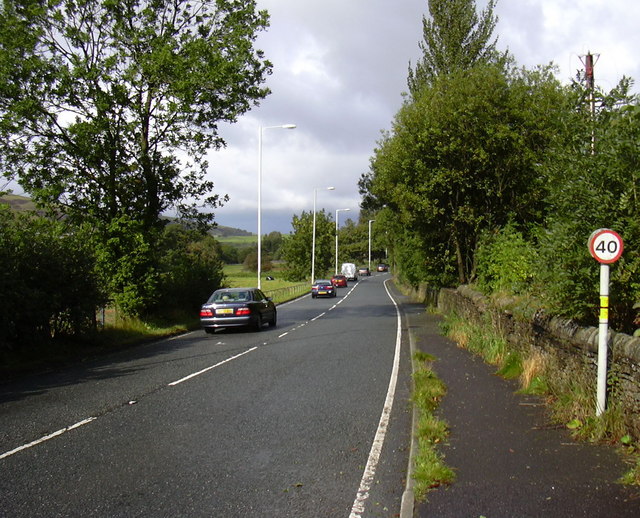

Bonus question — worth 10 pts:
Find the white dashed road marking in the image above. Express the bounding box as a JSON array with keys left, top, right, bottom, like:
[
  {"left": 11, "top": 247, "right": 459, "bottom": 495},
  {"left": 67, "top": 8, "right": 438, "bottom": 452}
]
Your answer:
[
  {"left": 2, "top": 280, "right": 368, "bottom": 461},
  {"left": 168, "top": 347, "right": 258, "bottom": 386},
  {"left": 0, "top": 417, "right": 97, "bottom": 461}
]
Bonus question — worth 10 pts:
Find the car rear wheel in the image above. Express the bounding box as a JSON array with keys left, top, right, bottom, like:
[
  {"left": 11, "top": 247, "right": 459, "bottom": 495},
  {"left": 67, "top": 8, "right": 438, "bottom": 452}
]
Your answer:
[{"left": 253, "top": 314, "right": 263, "bottom": 331}]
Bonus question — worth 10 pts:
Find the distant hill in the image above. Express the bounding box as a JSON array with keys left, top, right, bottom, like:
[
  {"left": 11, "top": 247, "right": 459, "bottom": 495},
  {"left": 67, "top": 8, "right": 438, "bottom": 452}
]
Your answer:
[
  {"left": 0, "top": 193, "right": 38, "bottom": 212},
  {"left": 1, "top": 194, "right": 254, "bottom": 237},
  {"left": 211, "top": 225, "right": 254, "bottom": 238}
]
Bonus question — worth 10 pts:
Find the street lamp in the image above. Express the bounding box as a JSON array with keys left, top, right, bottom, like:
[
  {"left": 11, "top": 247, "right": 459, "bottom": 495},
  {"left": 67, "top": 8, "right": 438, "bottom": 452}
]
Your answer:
[
  {"left": 257, "top": 123, "right": 296, "bottom": 289},
  {"left": 311, "top": 186, "right": 335, "bottom": 283},
  {"left": 368, "top": 219, "right": 376, "bottom": 270},
  {"left": 335, "top": 208, "right": 350, "bottom": 274}
]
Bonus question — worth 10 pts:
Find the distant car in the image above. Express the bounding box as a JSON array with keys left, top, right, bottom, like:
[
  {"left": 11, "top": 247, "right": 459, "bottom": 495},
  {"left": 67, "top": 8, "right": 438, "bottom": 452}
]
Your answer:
[
  {"left": 311, "top": 280, "right": 337, "bottom": 298},
  {"left": 358, "top": 266, "right": 370, "bottom": 276},
  {"left": 331, "top": 274, "right": 348, "bottom": 288},
  {"left": 377, "top": 263, "right": 389, "bottom": 272},
  {"left": 200, "top": 287, "right": 277, "bottom": 333}
]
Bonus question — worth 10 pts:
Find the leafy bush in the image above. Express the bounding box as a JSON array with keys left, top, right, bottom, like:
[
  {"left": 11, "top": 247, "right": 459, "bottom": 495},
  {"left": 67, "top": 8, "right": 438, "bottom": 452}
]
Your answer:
[
  {"left": 475, "top": 223, "right": 537, "bottom": 295},
  {"left": 0, "top": 207, "right": 106, "bottom": 346},
  {"left": 94, "top": 215, "right": 160, "bottom": 317},
  {"left": 153, "top": 225, "right": 225, "bottom": 316}
]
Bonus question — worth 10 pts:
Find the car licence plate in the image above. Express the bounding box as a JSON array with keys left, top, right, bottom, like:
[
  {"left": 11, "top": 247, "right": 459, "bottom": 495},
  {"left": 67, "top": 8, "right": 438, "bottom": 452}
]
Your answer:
[
  {"left": 216, "top": 308, "right": 234, "bottom": 315},
  {"left": 318, "top": 291, "right": 327, "bottom": 295}
]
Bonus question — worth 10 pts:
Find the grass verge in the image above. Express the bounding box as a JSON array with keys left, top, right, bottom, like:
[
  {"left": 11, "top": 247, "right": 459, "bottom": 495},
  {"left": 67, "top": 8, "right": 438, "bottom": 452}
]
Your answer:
[
  {"left": 1, "top": 269, "right": 308, "bottom": 382},
  {"left": 1, "top": 314, "right": 198, "bottom": 382},
  {"left": 411, "top": 349, "right": 456, "bottom": 500}
]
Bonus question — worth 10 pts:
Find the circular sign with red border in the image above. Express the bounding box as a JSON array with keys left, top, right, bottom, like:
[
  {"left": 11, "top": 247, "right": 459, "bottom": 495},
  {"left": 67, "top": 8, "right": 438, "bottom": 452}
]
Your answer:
[{"left": 588, "top": 229, "right": 624, "bottom": 264}]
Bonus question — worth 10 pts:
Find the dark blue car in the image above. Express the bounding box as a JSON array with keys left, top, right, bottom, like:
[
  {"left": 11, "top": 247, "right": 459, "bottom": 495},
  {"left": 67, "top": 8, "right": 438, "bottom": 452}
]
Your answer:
[
  {"left": 200, "top": 287, "right": 277, "bottom": 333},
  {"left": 311, "top": 280, "right": 336, "bottom": 298}
]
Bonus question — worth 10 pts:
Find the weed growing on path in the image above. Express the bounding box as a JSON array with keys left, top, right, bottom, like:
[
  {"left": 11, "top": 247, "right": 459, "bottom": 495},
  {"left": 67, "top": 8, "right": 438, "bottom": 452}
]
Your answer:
[{"left": 411, "top": 350, "right": 455, "bottom": 501}]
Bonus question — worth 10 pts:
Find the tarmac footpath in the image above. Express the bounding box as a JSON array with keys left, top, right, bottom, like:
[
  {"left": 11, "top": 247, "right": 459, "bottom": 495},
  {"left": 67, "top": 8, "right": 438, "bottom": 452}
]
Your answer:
[{"left": 395, "top": 291, "right": 640, "bottom": 518}]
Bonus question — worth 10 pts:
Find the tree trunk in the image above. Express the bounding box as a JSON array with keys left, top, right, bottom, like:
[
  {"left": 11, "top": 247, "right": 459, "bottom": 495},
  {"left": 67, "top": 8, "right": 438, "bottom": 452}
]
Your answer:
[{"left": 453, "top": 230, "right": 466, "bottom": 284}]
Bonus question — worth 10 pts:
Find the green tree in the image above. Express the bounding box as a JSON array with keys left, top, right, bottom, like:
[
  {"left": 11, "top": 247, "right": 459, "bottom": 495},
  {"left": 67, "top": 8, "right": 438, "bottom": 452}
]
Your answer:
[
  {"left": 155, "top": 225, "right": 224, "bottom": 315},
  {"left": 408, "top": 0, "right": 501, "bottom": 94},
  {"left": 533, "top": 79, "right": 640, "bottom": 331},
  {"left": 0, "top": 0, "right": 271, "bottom": 230},
  {"left": 365, "top": 63, "right": 569, "bottom": 285},
  {"left": 281, "top": 210, "right": 333, "bottom": 282},
  {"left": 219, "top": 243, "right": 240, "bottom": 264},
  {"left": 94, "top": 215, "right": 161, "bottom": 316},
  {"left": 0, "top": 0, "right": 272, "bottom": 315},
  {"left": 336, "top": 217, "right": 388, "bottom": 268},
  {"left": 336, "top": 219, "right": 368, "bottom": 265},
  {"left": 262, "top": 231, "right": 284, "bottom": 259},
  {"left": 243, "top": 247, "right": 272, "bottom": 273}
]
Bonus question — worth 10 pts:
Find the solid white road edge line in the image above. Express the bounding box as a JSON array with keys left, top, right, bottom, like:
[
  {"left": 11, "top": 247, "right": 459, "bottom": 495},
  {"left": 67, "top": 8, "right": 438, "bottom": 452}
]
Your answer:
[
  {"left": 0, "top": 417, "right": 97, "bottom": 461},
  {"left": 168, "top": 331, "right": 194, "bottom": 340},
  {"left": 349, "top": 278, "right": 402, "bottom": 518},
  {"left": 168, "top": 347, "right": 258, "bottom": 386}
]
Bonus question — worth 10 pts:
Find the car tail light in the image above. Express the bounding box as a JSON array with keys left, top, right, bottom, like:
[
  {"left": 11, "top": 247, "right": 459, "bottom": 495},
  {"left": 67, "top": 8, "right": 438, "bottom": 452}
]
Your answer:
[
  {"left": 236, "top": 307, "right": 251, "bottom": 316},
  {"left": 200, "top": 309, "right": 213, "bottom": 317}
]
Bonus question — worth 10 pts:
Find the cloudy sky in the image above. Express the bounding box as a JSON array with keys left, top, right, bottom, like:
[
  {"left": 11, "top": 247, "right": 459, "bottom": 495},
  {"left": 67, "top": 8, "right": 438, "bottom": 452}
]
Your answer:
[{"left": 207, "top": 0, "right": 640, "bottom": 234}]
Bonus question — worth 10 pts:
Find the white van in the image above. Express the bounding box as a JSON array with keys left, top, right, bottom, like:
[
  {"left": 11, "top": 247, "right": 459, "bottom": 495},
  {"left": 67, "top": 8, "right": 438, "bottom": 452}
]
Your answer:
[{"left": 341, "top": 263, "right": 358, "bottom": 281}]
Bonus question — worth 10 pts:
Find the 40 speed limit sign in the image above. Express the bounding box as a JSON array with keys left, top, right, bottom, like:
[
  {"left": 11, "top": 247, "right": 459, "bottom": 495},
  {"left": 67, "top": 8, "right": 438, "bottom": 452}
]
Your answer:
[
  {"left": 588, "top": 228, "right": 624, "bottom": 264},
  {"left": 588, "top": 228, "right": 624, "bottom": 416}
]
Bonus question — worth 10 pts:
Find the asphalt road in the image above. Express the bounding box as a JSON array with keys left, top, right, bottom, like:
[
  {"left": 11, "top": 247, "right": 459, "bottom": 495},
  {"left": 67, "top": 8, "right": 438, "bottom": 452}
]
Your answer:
[{"left": 0, "top": 273, "right": 412, "bottom": 517}]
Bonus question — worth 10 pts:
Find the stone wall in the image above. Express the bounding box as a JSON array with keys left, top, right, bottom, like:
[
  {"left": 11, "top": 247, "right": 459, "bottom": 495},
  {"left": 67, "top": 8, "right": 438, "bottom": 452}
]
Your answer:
[{"left": 431, "top": 284, "right": 640, "bottom": 437}]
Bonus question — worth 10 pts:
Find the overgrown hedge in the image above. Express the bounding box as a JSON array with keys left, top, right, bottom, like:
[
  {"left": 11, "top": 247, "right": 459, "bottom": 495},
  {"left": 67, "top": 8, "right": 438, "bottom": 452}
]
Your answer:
[
  {"left": 0, "top": 207, "right": 224, "bottom": 351},
  {"left": 0, "top": 207, "right": 104, "bottom": 346}
]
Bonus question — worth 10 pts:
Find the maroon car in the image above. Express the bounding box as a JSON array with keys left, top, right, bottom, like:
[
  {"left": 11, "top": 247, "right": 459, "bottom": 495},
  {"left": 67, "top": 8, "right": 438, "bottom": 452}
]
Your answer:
[{"left": 331, "top": 274, "right": 348, "bottom": 288}]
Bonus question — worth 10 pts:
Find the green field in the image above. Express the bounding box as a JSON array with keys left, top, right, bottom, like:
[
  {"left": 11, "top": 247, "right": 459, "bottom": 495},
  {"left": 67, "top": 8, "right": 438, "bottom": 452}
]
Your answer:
[
  {"left": 216, "top": 235, "right": 257, "bottom": 246},
  {"left": 222, "top": 263, "right": 308, "bottom": 304}
]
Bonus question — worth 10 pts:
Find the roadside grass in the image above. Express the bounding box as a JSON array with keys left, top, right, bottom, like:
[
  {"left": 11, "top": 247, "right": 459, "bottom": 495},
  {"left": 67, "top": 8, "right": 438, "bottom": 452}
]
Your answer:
[
  {"left": 1, "top": 264, "right": 306, "bottom": 381},
  {"left": 94, "top": 312, "right": 196, "bottom": 347},
  {"left": 0, "top": 312, "right": 198, "bottom": 381},
  {"left": 440, "top": 310, "right": 640, "bottom": 486},
  {"left": 411, "top": 349, "right": 456, "bottom": 500}
]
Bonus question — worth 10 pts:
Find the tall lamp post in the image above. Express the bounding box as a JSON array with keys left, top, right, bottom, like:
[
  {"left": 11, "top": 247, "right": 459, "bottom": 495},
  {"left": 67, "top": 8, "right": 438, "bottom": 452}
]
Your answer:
[
  {"left": 311, "top": 186, "right": 335, "bottom": 283},
  {"left": 334, "top": 208, "right": 350, "bottom": 274},
  {"left": 257, "top": 123, "right": 296, "bottom": 289},
  {"left": 368, "top": 219, "right": 376, "bottom": 270}
]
